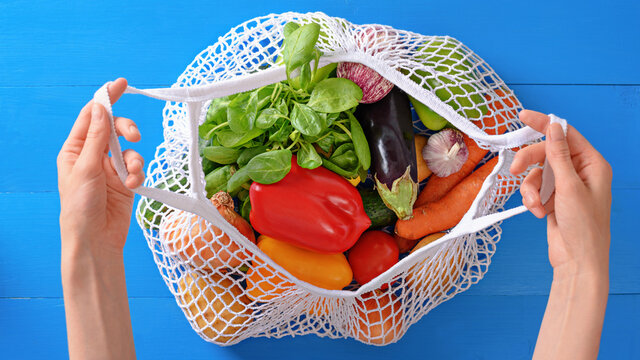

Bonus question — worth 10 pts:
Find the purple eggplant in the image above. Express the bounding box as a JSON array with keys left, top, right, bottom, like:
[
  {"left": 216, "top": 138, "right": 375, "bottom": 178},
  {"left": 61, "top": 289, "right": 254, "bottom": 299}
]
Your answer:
[{"left": 354, "top": 86, "right": 418, "bottom": 220}]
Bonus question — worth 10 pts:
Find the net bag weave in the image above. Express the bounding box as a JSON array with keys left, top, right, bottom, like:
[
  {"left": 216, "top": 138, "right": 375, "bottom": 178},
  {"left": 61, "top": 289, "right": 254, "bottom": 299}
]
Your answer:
[{"left": 93, "top": 11, "right": 566, "bottom": 346}]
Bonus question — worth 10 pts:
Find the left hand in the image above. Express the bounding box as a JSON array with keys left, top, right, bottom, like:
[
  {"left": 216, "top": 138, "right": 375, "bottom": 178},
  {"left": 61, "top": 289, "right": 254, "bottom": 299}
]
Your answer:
[{"left": 57, "top": 78, "right": 145, "bottom": 257}]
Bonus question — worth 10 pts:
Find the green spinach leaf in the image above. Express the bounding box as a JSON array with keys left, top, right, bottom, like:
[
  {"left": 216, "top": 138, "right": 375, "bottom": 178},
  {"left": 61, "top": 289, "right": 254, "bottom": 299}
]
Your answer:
[
  {"left": 237, "top": 145, "right": 269, "bottom": 167},
  {"left": 199, "top": 96, "right": 233, "bottom": 139},
  {"left": 307, "top": 78, "right": 363, "bottom": 113},
  {"left": 290, "top": 102, "right": 325, "bottom": 136},
  {"left": 256, "top": 108, "right": 286, "bottom": 129},
  {"left": 332, "top": 131, "right": 351, "bottom": 146},
  {"left": 226, "top": 166, "right": 251, "bottom": 193},
  {"left": 240, "top": 196, "right": 252, "bottom": 222},
  {"left": 227, "top": 91, "right": 258, "bottom": 133},
  {"left": 205, "top": 165, "right": 232, "bottom": 197},
  {"left": 330, "top": 143, "right": 358, "bottom": 170},
  {"left": 299, "top": 62, "right": 311, "bottom": 91},
  {"left": 315, "top": 132, "right": 334, "bottom": 153},
  {"left": 268, "top": 120, "right": 293, "bottom": 143},
  {"left": 246, "top": 149, "right": 292, "bottom": 184},
  {"left": 283, "top": 22, "right": 300, "bottom": 39},
  {"left": 348, "top": 113, "right": 371, "bottom": 170},
  {"left": 202, "top": 146, "right": 242, "bottom": 165},
  {"left": 217, "top": 127, "right": 264, "bottom": 148},
  {"left": 321, "top": 158, "right": 356, "bottom": 178},
  {"left": 282, "top": 23, "right": 320, "bottom": 75},
  {"left": 297, "top": 142, "right": 322, "bottom": 169},
  {"left": 275, "top": 98, "right": 289, "bottom": 117},
  {"left": 256, "top": 84, "right": 276, "bottom": 110}
]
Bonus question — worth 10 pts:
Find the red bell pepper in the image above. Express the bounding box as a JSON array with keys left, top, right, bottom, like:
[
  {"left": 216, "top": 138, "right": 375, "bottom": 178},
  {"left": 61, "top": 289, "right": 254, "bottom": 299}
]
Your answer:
[{"left": 249, "top": 157, "right": 371, "bottom": 253}]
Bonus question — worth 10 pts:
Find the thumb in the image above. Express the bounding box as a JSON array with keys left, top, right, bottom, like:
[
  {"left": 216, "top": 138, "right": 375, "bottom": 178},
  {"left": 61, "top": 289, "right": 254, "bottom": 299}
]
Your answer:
[
  {"left": 76, "top": 103, "right": 110, "bottom": 174},
  {"left": 545, "top": 122, "right": 579, "bottom": 185}
]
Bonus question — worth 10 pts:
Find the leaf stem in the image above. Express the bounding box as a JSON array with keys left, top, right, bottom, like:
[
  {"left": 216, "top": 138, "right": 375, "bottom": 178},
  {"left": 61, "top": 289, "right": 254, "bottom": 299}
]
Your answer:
[
  {"left": 335, "top": 122, "right": 352, "bottom": 138},
  {"left": 205, "top": 121, "right": 229, "bottom": 139},
  {"left": 285, "top": 140, "right": 299, "bottom": 151},
  {"left": 270, "top": 83, "right": 280, "bottom": 103},
  {"left": 314, "top": 131, "right": 332, "bottom": 143}
]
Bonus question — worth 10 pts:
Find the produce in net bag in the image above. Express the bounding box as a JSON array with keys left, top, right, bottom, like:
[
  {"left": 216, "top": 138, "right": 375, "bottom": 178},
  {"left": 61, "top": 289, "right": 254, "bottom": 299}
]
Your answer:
[{"left": 92, "top": 12, "right": 567, "bottom": 346}]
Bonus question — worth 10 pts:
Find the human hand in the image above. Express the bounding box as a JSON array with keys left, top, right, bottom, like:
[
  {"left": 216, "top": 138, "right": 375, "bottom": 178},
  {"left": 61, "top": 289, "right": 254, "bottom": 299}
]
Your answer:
[
  {"left": 510, "top": 110, "right": 612, "bottom": 278},
  {"left": 57, "top": 78, "right": 145, "bottom": 258}
]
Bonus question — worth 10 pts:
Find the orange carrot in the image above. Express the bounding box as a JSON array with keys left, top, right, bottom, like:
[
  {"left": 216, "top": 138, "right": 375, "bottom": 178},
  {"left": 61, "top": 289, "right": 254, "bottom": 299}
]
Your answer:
[
  {"left": 395, "top": 156, "right": 500, "bottom": 240},
  {"left": 414, "top": 134, "right": 432, "bottom": 182},
  {"left": 416, "top": 132, "right": 488, "bottom": 205},
  {"left": 415, "top": 90, "right": 516, "bottom": 205}
]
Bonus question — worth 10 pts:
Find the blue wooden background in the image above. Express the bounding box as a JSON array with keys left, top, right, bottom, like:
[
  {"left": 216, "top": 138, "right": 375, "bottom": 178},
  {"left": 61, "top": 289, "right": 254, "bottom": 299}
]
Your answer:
[{"left": 1, "top": 0, "right": 638, "bottom": 358}]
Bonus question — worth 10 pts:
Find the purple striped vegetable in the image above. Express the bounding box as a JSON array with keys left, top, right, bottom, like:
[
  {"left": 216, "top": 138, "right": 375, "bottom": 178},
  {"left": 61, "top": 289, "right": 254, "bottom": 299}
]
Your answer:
[{"left": 337, "top": 62, "right": 394, "bottom": 104}]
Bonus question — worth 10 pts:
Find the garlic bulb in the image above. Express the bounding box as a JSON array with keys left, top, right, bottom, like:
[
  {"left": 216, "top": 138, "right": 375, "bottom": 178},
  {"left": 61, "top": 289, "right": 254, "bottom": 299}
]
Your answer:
[{"left": 423, "top": 129, "right": 469, "bottom": 177}]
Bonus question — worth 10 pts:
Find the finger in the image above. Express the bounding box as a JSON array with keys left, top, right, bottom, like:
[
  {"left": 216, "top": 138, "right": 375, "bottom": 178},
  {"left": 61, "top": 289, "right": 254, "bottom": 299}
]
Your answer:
[
  {"left": 114, "top": 116, "right": 141, "bottom": 142},
  {"left": 519, "top": 110, "right": 551, "bottom": 134},
  {"left": 545, "top": 122, "right": 581, "bottom": 188},
  {"left": 520, "top": 167, "right": 546, "bottom": 218},
  {"left": 103, "top": 156, "right": 131, "bottom": 196},
  {"left": 60, "top": 77, "right": 128, "bottom": 158},
  {"left": 76, "top": 103, "right": 111, "bottom": 175},
  {"left": 64, "top": 102, "right": 93, "bottom": 146},
  {"left": 123, "top": 149, "right": 145, "bottom": 189},
  {"left": 108, "top": 78, "right": 128, "bottom": 104},
  {"left": 59, "top": 102, "right": 94, "bottom": 170},
  {"left": 510, "top": 142, "right": 545, "bottom": 175},
  {"left": 520, "top": 110, "right": 598, "bottom": 158}
]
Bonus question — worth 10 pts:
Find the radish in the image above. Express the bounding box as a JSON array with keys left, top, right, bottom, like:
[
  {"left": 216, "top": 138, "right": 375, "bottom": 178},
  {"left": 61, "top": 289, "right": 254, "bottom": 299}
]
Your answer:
[{"left": 337, "top": 62, "right": 394, "bottom": 104}]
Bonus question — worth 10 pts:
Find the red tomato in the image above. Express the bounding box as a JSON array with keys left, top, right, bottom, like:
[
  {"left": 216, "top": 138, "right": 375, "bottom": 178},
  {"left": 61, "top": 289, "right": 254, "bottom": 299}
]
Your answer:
[{"left": 348, "top": 231, "right": 399, "bottom": 286}]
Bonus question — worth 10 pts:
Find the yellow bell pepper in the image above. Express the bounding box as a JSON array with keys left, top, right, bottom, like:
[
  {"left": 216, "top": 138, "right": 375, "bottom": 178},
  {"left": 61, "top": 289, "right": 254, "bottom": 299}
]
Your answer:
[{"left": 347, "top": 175, "right": 361, "bottom": 186}]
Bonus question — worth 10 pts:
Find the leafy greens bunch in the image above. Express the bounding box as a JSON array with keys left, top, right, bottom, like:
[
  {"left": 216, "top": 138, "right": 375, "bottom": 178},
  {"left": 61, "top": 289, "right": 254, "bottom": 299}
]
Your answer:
[{"left": 198, "top": 21, "right": 371, "bottom": 219}]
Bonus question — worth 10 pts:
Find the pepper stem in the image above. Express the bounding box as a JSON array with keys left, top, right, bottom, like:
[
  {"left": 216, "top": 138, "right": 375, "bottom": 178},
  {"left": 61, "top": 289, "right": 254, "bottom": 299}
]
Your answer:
[{"left": 374, "top": 166, "right": 418, "bottom": 220}]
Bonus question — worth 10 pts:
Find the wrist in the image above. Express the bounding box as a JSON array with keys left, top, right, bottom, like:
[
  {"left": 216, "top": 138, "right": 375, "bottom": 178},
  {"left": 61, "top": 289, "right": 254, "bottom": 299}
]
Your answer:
[
  {"left": 553, "top": 256, "right": 609, "bottom": 282},
  {"left": 61, "top": 237, "right": 124, "bottom": 287},
  {"left": 552, "top": 260, "right": 609, "bottom": 296}
]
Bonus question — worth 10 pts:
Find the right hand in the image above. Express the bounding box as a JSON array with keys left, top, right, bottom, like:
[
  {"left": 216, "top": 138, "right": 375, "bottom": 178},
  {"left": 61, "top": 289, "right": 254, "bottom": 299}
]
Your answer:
[{"left": 510, "top": 110, "right": 612, "bottom": 278}]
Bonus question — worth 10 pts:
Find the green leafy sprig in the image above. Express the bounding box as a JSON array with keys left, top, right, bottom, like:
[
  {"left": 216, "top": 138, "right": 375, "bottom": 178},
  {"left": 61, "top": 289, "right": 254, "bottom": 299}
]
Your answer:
[{"left": 198, "top": 21, "right": 371, "bottom": 219}]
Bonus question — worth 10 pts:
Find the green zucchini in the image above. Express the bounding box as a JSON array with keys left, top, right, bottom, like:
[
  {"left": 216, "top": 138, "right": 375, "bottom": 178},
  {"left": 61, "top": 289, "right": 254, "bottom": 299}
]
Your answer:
[{"left": 359, "top": 188, "right": 398, "bottom": 229}]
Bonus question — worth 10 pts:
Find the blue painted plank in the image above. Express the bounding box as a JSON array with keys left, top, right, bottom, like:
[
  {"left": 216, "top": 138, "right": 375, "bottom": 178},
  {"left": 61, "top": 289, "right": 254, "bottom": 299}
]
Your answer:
[
  {"left": 1, "top": 189, "right": 636, "bottom": 298},
  {"left": 1, "top": 295, "right": 637, "bottom": 359},
  {"left": 1, "top": 85, "right": 637, "bottom": 193},
  {"left": 510, "top": 84, "right": 640, "bottom": 189},
  {"left": 0, "top": 192, "right": 172, "bottom": 298},
  {"left": 0, "top": 86, "right": 166, "bottom": 192},
  {"left": 0, "top": 1, "right": 639, "bottom": 86}
]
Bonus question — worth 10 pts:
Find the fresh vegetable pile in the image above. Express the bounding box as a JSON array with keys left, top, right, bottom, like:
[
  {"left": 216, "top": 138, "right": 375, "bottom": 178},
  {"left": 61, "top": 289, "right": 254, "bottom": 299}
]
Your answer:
[{"left": 137, "top": 15, "right": 523, "bottom": 346}]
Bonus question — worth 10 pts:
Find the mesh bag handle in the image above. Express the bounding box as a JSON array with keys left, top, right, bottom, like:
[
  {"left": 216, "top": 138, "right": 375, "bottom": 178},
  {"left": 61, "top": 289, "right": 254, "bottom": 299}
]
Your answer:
[
  {"left": 449, "top": 114, "right": 567, "bottom": 238},
  {"left": 93, "top": 83, "right": 256, "bottom": 249},
  {"left": 93, "top": 80, "right": 566, "bottom": 259}
]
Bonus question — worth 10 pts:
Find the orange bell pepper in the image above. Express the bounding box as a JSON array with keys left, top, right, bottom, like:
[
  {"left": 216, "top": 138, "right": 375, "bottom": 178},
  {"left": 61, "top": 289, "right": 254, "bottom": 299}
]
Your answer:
[{"left": 246, "top": 235, "right": 353, "bottom": 301}]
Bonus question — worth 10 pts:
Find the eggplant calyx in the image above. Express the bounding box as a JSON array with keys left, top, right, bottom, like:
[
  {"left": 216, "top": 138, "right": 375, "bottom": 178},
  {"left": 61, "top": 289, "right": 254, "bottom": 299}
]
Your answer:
[{"left": 374, "top": 166, "right": 418, "bottom": 220}]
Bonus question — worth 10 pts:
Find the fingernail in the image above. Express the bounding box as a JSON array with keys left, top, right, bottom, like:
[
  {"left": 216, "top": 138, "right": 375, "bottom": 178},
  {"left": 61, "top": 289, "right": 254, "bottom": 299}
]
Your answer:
[
  {"left": 549, "top": 123, "right": 564, "bottom": 141},
  {"left": 129, "top": 125, "right": 140, "bottom": 136},
  {"left": 91, "top": 103, "right": 103, "bottom": 123},
  {"left": 92, "top": 103, "right": 100, "bottom": 117},
  {"left": 132, "top": 158, "right": 142, "bottom": 169}
]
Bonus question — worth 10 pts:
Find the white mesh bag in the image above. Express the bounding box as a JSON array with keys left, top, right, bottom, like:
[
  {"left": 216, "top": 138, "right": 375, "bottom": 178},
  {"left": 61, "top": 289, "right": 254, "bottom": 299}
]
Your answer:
[{"left": 93, "top": 11, "right": 566, "bottom": 346}]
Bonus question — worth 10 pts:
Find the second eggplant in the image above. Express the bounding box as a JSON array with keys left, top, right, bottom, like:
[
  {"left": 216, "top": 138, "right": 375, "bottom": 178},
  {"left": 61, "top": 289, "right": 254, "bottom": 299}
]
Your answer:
[{"left": 354, "top": 86, "right": 418, "bottom": 220}]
